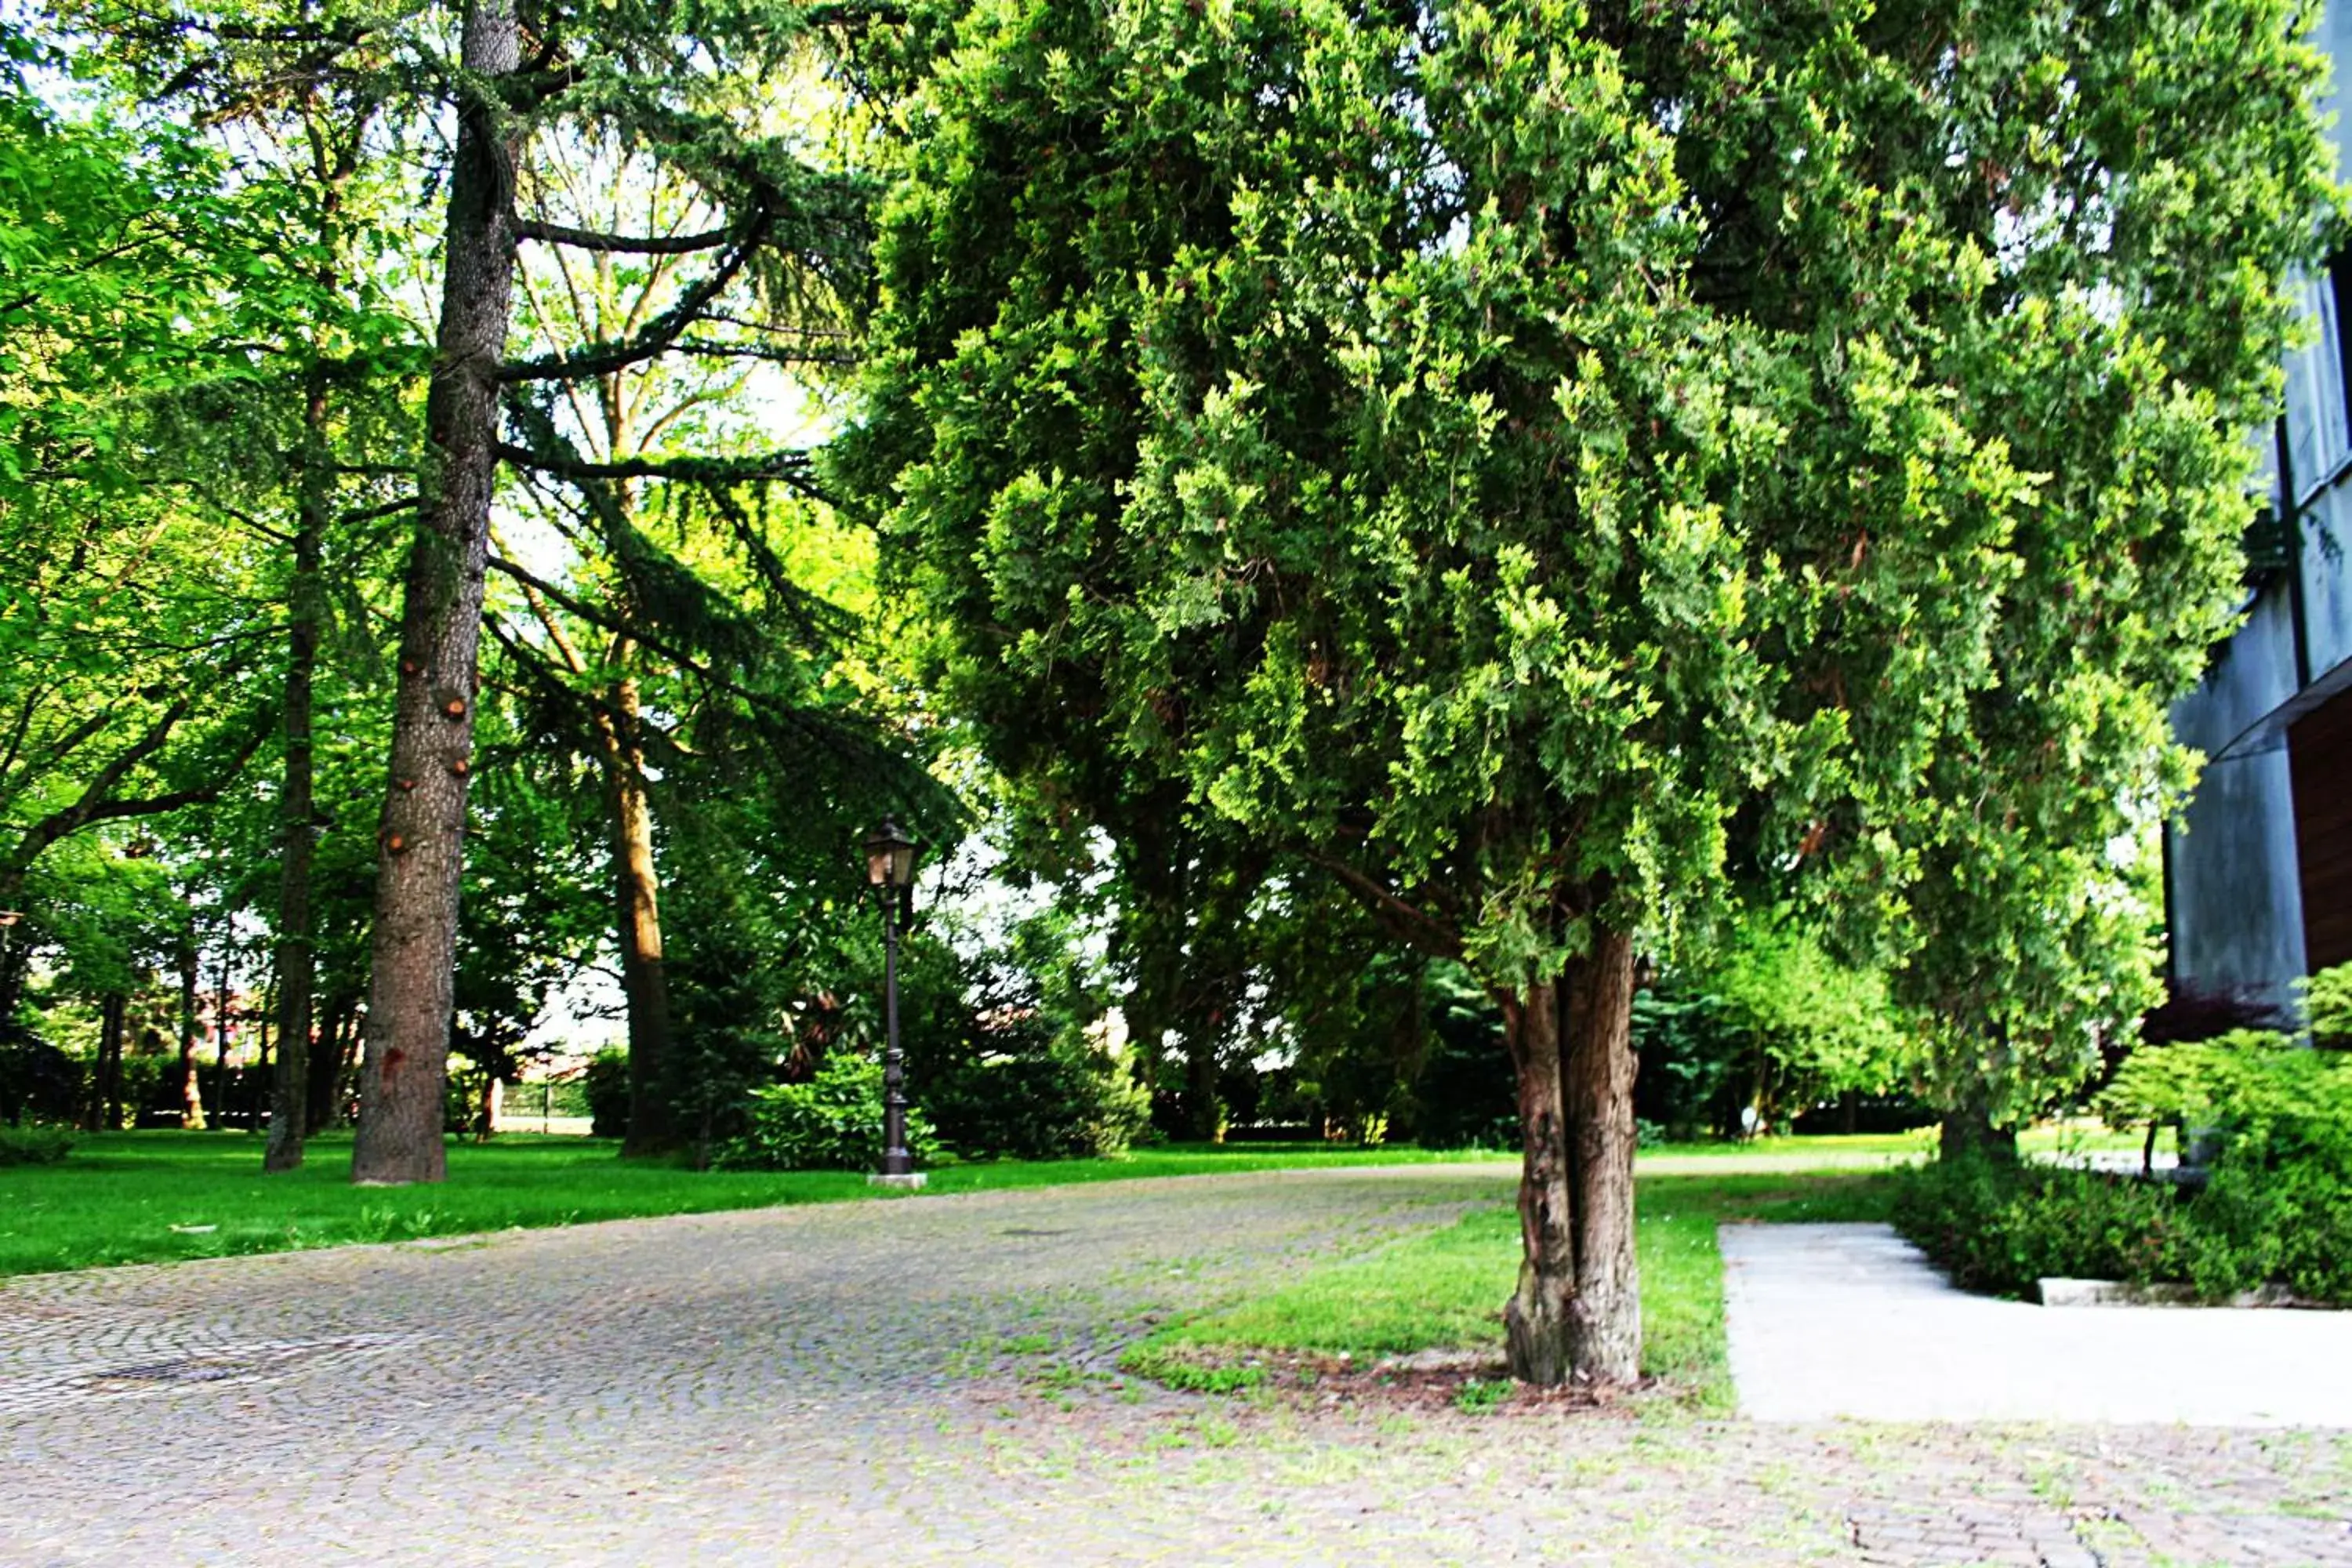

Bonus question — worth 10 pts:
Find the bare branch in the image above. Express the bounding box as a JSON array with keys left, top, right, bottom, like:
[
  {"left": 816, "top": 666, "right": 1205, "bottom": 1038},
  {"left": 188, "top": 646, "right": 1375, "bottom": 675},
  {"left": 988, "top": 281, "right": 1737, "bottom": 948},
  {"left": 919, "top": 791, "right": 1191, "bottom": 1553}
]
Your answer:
[{"left": 515, "top": 217, "right": 735, "bottom": 255}]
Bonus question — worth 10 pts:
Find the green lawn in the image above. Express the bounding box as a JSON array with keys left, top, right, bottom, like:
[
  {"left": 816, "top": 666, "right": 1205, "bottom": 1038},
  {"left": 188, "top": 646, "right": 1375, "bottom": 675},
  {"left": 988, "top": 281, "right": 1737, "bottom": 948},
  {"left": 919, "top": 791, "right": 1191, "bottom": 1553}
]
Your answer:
[
  {"left": 1124, "top": 1169, "right": 1896, "bottom": 1409},
  {"left": 0, "top": 1131, "right": 1513, "bottom": 1277}
]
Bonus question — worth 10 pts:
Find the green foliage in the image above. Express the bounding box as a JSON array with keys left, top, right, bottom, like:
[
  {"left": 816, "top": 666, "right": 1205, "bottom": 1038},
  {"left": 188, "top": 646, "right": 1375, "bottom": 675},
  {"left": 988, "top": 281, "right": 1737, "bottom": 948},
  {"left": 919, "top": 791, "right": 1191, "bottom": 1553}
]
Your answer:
[
  {"left": 0, "top": 1123, "right": 73, "bottom": 1166},
  {"left": 1889, "top": 1156, "right": 2196, "bottom": 1298},
  {"left": 852, "top": 2, "right": 2338, "bottom": 1198},
  {"left": 1904, "top": 1043, "right": 2352, "bottom": 1302},
  {"left": 585, "top": 1049, "right": 633, "bottom": 1141},
  {"left": 714, "top": 1052, "right": 938, "bottom": 1172},
  {"left": 1633, "top": 909, "right": 1908, "bottom": 1138},
  {"left": 923, "top": 1030, "right": 1150, "bottom": 1160},
  {"left": 0, "top": 1028, "right": 82, "bottom": 1126},
  {"left": 1399, "top": 966, "right": 1517, "bottom": 1149},
  {"left": 2301, "top": 961, "right": 2352, "bottom": 1050}
]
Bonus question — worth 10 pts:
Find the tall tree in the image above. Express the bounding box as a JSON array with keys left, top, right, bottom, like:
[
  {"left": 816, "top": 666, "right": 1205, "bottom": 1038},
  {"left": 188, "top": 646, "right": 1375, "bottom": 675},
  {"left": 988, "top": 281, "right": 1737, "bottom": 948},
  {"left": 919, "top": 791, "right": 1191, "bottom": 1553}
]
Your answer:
[
  {"left": 349, "top": 0, "right": 880, "bottom": 1181},
  {"left": 855, "top": 0, "right": 2335, "bottom": 1383}
]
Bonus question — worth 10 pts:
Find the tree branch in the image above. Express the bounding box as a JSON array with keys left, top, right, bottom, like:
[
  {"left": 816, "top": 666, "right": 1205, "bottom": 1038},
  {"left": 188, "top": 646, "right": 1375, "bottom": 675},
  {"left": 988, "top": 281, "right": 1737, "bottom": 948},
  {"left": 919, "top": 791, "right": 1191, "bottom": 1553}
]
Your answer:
[
  {"left": 514, "top": 217, "right": 735, "bottom": 254},
  {"left": 493, "top": 441, "right": 820, "bottom": 495},
  {"left": 497, "top": 201, "right": 775, "bottom": 385},
  {"left": 1300, "top": 850, "right": 1464, "bottom": 962},
  {"left": 5, "top": 699, "right": 272, "bottom": 873}
]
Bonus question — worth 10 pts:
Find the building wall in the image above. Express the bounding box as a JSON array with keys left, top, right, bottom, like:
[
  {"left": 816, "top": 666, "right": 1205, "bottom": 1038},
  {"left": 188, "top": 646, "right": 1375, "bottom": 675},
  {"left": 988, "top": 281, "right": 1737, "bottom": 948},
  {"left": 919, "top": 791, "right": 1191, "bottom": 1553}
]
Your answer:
[
  {"left": 2164, "top": 10, "right": 2352, "bottom": 1005},
  {"left": 2168, "top": 744, "right": 2309, "bottom": 1008}
]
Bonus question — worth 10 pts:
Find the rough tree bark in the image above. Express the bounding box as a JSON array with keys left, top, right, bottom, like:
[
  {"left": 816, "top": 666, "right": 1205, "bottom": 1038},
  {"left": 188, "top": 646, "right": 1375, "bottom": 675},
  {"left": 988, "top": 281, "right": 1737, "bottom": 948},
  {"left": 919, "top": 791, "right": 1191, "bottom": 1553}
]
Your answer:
[
  {"left": 264, "top": 342, "right": 334, "bottom": 1173},
  {"left": 1501, "top": 977, "right": 1574, "bottom": 1385},
  {"left": 1562, "top": 928, "right": 1642, "bottom": 1385},
  {"left": 350, "top": 0, "right": 521, "bottom": 1185},
  {"left": 212, "top": 946, "right": 232, "bottom": 1121}
]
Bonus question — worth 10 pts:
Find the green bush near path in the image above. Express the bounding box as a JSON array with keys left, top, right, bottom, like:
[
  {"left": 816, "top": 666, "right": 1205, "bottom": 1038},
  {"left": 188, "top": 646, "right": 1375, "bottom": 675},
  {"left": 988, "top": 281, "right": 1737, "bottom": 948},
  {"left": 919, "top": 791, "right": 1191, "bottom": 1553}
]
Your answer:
[{"left": 1124, "top": 1171, "right": 1895, "bottom": 1409}]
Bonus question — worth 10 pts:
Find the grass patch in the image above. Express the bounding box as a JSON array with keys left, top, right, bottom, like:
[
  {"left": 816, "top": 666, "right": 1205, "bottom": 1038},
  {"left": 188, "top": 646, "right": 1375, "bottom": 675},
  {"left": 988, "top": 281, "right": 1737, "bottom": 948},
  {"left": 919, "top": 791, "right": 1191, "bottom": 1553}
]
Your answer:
[
  {"left": 1126, "top": 1170, "right": 1893, "bottom": 1409},
  {"left": 0, "top": 1131, "right": 1512, "bottom": 1279}
]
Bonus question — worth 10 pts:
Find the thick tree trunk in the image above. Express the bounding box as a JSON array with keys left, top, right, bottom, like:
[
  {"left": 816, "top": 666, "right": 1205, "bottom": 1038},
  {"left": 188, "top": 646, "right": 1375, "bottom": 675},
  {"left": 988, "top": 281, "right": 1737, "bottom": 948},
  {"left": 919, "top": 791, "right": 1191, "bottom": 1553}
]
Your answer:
[
  {"left": 350, "top": 0, "right": 521, "bottom": 1185},
  {"left": 1562, "top": 929, "right": 1642, "bottom": 1385},
  {"left": 265, "top": 349, "right": 332, "bottom": 1174},
  {"left": 1939, "top": 1099, "right": 2018, "bottom": 1163},
  {"left": 1501, "top": 978, "right": 1574, "bottom": 1385},
  {"left": 176, "top": 926, "right": 205, "bottom": 1129},
  {"left": 605, "top": 675, "right": 677, "bottom": 1156}
]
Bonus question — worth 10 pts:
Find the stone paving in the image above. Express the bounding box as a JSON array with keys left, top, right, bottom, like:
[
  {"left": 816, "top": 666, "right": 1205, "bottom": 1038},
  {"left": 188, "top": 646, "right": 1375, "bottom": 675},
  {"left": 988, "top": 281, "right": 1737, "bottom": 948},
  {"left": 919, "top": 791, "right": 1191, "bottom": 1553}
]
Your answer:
[
  {"left": 0, "top": 1166, "right": 2347, "bottom": 1566},
  {"left": 1724, "top": 1224, "right": 2352, "bottom": 1426}
]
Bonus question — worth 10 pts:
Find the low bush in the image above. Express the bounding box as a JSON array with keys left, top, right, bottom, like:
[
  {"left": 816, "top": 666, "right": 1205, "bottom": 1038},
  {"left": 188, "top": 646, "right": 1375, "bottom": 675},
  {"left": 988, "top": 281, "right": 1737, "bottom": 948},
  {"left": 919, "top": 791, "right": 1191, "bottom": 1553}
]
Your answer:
[
  {"left": 925, "top": 1037, "right": 1150, "bottom": 1160},
  {"left": 1889, "top": 1157, "right": 2194, "bottom": 1297},
  {"left": 1899, "top": 1032, "right": 2352, "bottom": 1303},
  {"left": 583, "top": 1048, "right": 630, "bottom": 1141},
  {"left": 0, "top": 1123, "right": 74, "bottom": 1166},
  {"left": 713, "top": 1052, "right": 938, "bottom": 1172}
]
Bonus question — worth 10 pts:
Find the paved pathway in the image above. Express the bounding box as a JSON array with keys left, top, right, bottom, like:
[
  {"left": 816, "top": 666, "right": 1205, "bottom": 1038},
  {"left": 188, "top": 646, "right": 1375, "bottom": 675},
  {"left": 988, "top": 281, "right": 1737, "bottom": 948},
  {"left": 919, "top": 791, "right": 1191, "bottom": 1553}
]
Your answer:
[
  {"left": 1722, "top": 1222, "right": 2352, "bottom": 1427},
  {"left": 2, "top": 1171, "right": 2348, "bottom": 1565}
]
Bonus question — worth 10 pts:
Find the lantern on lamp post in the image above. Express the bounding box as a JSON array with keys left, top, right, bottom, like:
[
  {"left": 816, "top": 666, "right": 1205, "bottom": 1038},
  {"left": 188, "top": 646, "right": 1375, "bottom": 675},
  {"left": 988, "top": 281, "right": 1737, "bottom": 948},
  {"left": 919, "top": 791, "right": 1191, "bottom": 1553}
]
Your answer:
[{"left": 863, "top": 820, "right": 923, "bottom": 1189}]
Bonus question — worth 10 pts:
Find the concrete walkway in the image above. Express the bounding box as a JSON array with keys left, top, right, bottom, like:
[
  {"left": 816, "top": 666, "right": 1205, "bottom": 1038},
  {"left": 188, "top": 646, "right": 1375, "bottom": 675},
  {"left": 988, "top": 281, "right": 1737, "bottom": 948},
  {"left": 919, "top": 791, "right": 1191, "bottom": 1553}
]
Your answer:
[{"left": 1723, "top": 1221, "right": 2352, "bottom": 1425}]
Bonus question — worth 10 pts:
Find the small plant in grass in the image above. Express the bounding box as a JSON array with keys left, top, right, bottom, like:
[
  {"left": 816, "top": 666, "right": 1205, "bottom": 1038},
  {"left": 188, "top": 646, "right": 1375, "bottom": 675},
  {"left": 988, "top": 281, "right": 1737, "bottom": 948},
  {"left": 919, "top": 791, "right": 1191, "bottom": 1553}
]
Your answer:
[
  {"left": 1454, "top": 1377, "right": 1512, "bottom": 1415},
  {"left": 0, "top": 1124, "right": 72, "bottom": 1166},
  {"left": 1118, "top": 1343, "right": 1265, "bottom": 1394}
]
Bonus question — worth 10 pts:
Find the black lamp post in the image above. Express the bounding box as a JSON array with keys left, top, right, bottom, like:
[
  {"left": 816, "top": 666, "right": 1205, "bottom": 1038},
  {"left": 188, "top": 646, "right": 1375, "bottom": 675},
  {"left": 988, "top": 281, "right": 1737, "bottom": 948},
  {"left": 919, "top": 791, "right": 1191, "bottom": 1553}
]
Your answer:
[{"left": 864, "top": 819, "right": 922, "bottom": 1189}]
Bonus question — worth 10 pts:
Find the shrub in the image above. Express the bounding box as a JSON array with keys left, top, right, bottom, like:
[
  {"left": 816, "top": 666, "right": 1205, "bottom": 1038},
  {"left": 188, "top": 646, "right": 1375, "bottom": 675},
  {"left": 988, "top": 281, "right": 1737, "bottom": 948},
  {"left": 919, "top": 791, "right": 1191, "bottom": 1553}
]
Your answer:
[
  {"left": 925, "top": 1036, "right": 1150, "bottom": 1160},
  {"left": 714, "top": 1052, "right": 938, "bottom": 1172},
  {"left": 0, "top": 1123, "right": 74, "bottom": 1166},
  {"left": 1900, "top": 1036, "right": 2352, "bottom": 1304},
  {"left": 0, "top": 1028, "right": 82, "bottom": 1126},
  {"left": 1889, "top": 1156, "right": 2195, "bottom": 1298},
  {"left": 583, "top": 1048, "right": 630, "bottom": 1140},
  {"left": 2303, "top": 960, "right": 2352, "bottom": 1050},
  {"left": 2176, "top": 1042, "right": 2352, "bottom": 1302}
]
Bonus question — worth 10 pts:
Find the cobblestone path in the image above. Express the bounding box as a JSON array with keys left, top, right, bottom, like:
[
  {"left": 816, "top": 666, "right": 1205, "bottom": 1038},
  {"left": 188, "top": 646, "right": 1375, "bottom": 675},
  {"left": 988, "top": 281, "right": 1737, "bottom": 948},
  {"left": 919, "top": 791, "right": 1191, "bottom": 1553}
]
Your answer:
[{"left": 2, "top": 1167, "right": 2347, "bottom": 1566}]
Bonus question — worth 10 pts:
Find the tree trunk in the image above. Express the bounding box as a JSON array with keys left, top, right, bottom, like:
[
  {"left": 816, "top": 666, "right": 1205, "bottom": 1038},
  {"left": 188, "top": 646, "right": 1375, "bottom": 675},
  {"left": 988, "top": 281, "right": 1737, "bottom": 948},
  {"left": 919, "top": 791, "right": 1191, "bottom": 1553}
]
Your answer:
[
  {"left": 605, "top": 674, "right": 677, "bottom": 1156},
  {"left": 250, "top": 975, "right": 274, "bottom": 1134},
  {"left": 1501, "top": 977, "right": 1574, "bottom": 1385},
  {"left": 87, "top": 991, "right": 126, "bottom": 1131},
  {"left": 265, "top": 344, "right": 333, "bottom": 1174},
  {"left": 350, "top": 0, "right": 521, "bottom": 1186},
  {"left": 176, "top": 924, "right": 205, "bottom": 1129},
  {"left": 1183, "top": 1026, "right": 1221, "bottom": 1142},
  {"left": 306, "top": 995, "right": 352, "bottom": 1134},
  {"left": 1562, "top": 929, "right": 1642, "bottom": 1385},
  {"left": 1939, "top": 1099, "right": 2018, "bottom": 1163},
  {"left": 212, "top": 946, "right": 233, "bottom": 1126}
]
